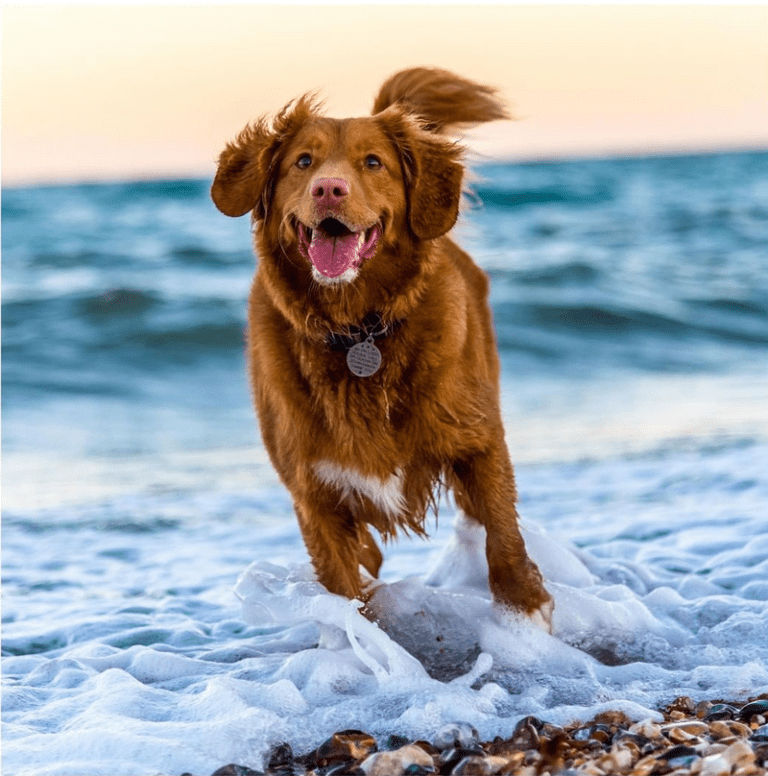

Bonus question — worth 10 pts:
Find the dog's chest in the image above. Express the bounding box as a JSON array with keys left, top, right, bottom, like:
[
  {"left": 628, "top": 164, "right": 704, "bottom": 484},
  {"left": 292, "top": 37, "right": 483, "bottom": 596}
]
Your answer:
[{"left": 313, "top": 461, "right": 406, "bottom": 518}]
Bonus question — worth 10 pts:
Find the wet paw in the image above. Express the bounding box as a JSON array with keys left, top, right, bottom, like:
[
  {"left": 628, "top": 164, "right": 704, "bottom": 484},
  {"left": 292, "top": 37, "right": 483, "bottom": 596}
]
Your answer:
[
  {"left": 493, "top": 596, "right": 554, "bottom": 634},
  {"left": 529, "top": 597, "right": 554, "bottom": 634}
]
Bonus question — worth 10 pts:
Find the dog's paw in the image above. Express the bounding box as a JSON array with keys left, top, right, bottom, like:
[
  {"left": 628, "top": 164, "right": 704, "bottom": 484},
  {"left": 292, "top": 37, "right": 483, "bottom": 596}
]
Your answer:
[
  {"left": 529, "top": 598, "right": 554, "bottom": 635},
  {"left": 493, "top": 597, "right": 554, "bottom": 635}
]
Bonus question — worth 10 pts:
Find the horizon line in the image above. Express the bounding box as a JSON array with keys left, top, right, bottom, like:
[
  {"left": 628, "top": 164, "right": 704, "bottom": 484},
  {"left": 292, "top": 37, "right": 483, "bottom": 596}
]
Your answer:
[{"left": 4, "top": 142, "right": 767, "bottom": 191}]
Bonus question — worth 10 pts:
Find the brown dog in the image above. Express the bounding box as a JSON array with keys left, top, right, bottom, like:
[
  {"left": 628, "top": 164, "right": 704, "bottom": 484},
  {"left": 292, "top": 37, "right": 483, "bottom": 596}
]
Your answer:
[{"left": 211, "top": 67, "right": 553, "bottom": 630}]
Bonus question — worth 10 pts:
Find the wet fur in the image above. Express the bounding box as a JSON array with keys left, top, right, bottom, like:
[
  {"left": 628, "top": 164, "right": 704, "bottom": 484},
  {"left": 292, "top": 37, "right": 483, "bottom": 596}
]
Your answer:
[{"left": 211, "top": 67, "right": 553, "bottom": 625}]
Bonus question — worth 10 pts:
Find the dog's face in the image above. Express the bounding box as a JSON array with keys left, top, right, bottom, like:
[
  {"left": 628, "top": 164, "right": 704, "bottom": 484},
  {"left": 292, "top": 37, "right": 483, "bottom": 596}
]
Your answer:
[
  {"left": 272, "top": 116, "right": 408, "bottom": 285},
  {"left": 211, "top": 100, "right": 465, "bottom": 286}
]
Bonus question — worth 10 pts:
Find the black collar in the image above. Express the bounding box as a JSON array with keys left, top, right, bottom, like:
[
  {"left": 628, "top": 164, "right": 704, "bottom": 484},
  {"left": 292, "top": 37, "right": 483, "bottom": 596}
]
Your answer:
[{"left": 325, "top": 312, "right": 403, "bottom": 352}]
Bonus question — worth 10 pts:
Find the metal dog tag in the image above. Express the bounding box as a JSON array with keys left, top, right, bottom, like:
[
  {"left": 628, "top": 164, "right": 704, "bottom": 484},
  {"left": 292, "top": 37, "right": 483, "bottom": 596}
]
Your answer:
[{"left": 346, "top": 336, "right": 382, "bottom": 377}]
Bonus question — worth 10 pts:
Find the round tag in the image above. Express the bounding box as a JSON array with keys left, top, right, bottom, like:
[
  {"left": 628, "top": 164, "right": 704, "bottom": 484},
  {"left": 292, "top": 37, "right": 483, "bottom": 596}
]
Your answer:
[{"left": 346, "top": 337, "right": 382, "bottom": 377}]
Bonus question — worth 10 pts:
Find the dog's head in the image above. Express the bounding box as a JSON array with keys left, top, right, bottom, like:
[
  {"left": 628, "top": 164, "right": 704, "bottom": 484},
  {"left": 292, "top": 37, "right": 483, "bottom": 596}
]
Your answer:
[{"left": 211, "top": 97, "right": 464, "bottom": 285}]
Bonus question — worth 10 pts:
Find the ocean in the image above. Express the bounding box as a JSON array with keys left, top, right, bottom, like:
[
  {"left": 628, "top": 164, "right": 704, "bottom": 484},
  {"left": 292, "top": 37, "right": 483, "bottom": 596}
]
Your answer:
[{"left": 2, "top": 150, "right": 768, "bottom": 775}]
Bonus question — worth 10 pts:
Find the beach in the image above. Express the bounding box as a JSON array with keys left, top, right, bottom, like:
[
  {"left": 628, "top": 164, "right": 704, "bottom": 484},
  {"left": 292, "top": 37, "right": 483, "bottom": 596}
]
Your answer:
[{"left": 3, "top": 150, "right": 767, "bottom": 775}]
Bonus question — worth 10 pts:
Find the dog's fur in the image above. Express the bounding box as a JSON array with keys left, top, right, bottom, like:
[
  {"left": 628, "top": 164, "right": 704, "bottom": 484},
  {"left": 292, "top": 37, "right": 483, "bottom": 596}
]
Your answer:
[{"left": 211, "top": 67, "right": 553, "bottom": 628}]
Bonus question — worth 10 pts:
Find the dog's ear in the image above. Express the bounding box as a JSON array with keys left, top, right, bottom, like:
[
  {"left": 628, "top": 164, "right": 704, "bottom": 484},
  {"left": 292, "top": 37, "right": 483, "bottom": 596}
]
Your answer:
[
  {"left": 376, "top": 106, "right": 464, "bottom": 240},
  {"left": 408, "top": 133, "right": 464, "bottom": 240},
  {"left": 211, "top": 95, "right": 319, "bottom": 219},
  {"left": 211, "top": 120, "right": 276, "bottom": 218}
]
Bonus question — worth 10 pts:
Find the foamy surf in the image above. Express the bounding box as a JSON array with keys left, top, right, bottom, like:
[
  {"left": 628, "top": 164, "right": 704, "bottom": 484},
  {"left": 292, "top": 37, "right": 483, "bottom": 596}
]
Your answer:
[{"left": 4, "top": 441, "right": 766, "bottom": 776}]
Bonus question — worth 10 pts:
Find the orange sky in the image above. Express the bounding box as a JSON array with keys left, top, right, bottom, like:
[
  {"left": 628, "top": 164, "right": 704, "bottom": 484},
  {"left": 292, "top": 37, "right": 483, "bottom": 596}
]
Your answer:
[{"left": 3, "top": 4, "right": 768, "bottom": 185}]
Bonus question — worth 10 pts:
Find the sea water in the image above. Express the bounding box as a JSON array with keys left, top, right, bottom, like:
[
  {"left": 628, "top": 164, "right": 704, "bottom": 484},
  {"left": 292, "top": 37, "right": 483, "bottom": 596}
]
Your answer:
[{"left": 2, "top": 151, "right": 768, "bottom": 775}]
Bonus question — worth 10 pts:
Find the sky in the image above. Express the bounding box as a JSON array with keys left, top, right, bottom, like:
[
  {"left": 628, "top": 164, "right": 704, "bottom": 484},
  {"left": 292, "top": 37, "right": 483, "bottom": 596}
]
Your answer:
[{"left": 2, "top": 3, "right": 768, "bottom": 186}]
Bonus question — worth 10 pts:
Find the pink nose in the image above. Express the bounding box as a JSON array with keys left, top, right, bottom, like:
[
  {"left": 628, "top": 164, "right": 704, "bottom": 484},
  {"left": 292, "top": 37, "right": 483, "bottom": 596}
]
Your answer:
[{"left": 311, "top": 177, "right": 349, "bottom": 208}]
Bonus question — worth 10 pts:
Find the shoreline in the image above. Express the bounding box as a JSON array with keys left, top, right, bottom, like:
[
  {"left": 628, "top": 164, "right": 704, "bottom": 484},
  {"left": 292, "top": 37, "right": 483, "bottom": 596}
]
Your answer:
[{"left": 186, "top": 695, "right": 768, "bottom": 776}]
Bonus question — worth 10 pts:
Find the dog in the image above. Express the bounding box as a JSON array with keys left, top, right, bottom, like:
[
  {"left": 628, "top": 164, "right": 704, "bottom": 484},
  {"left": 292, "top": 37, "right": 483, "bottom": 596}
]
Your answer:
[{"left": 211, "top": 67, "right": 553, "bottom": 631}]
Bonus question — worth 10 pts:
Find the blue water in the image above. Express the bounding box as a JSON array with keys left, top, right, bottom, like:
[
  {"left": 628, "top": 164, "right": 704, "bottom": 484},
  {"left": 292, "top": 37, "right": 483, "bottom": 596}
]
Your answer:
[
  {"left": 3, "top": 153, "right": 767, "bottom": 469},
  {"left": 2, "top": 151, "right": 768, "bottom": 775}
]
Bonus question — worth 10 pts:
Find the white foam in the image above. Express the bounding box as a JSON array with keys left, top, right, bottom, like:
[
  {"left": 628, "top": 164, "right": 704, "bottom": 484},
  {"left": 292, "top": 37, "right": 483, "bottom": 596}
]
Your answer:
[{"left": 2, "top": 442, "right": 767, "bottom": 775}]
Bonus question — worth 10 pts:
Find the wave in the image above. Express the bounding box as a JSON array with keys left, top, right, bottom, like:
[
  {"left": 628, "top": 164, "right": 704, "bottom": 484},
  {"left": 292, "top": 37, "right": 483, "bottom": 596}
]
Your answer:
[
  {"left": 494, "top": 297, "right": 768, "bottom": 343},
  {"left": 471, "top": 183, "right": 614, "bottom": 210},
  {"left": 495, "top": 262, "right": 602, "bottom": 287},
  {"left": 492, "top": 299, "right": 768, "bottom": 375},
  {"left": 2, "top": 287, "right": 246, "bottom": 397},
  {"left": 3, "top": 151, "right": 766, "bottom": 397},
  {"left": 3, "top": 282, "right": 765, "bottom": 400}
]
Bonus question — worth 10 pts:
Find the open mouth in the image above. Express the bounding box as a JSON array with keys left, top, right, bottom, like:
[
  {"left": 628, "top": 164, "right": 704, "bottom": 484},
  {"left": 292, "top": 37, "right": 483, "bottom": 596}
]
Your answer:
[{"left": 296, "top": 217, "right": 381, "bottom": 280}]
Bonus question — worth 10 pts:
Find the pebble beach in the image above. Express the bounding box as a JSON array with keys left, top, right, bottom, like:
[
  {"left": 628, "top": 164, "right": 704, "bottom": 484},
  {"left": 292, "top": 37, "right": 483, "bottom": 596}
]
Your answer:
[{"left": 194, "top": 696, "right": 768, "bottom": 775}]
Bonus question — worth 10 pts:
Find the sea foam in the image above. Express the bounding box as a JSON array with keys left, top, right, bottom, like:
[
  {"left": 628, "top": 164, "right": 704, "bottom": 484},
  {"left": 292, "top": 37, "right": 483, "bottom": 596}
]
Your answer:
[{"left": 3, "top": 442, "right": 768, "bottom": 776}]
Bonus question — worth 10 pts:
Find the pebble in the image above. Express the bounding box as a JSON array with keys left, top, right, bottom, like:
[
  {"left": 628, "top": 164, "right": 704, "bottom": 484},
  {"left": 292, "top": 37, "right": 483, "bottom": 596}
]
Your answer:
[
  {"left": 721, "top": 739, "right": 757, "bottom": 769},
  {"left": 629, "top": 719, "right": 663, "bottom": 740},
  {"left": 662, "top": 720, "right": 710, "bottom": 737},
  {"left": 752, "top": 723, "right": 768, "bottom": 743},
  {"left": 705, "top": 703, "right": 740, "bottom": 722},
  {"left": 433, "top": 722, "right": 480, "bottom": 751},
  {"left": 450, "top": 754, "right": 509, "bottom": 775},
  {"left": 359, "top": 743, "right": 434, "bottom": 775},
  {"left": 740, "top": 700, "right": 768, "bottom": 722},
  {"left": 699, "top": 753, "right": 732, "bottom": 776},
  {"left": 314, "top": 730, "right": 378, "bottom": 767},
  {"left": 192, "top": 695, "right": 768, "bottom": 775}
]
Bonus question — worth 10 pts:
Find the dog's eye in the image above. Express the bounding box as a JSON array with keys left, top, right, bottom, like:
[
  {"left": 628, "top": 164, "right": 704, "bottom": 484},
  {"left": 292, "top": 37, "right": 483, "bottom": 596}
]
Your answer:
[
  {"left": 296, "top": 154, "right": 312, "bottom": 170},
  {"left": 364, "top": 154, "right": 382, "bottom": 170}
]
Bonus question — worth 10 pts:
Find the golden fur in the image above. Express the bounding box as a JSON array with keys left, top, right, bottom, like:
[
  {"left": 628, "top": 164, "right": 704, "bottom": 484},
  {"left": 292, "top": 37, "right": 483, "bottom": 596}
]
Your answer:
[{"left": 211, "top": 67, "right": 553, "bottom": 627}]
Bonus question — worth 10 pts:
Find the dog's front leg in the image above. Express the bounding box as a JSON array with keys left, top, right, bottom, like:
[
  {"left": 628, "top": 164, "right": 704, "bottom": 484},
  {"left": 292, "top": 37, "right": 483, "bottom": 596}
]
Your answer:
[
  {"left": 294, "top": 489, "right": 369, "bottom": 603},
  {"left": 451, "top": 443, "right": 554, "bottom": 632}
]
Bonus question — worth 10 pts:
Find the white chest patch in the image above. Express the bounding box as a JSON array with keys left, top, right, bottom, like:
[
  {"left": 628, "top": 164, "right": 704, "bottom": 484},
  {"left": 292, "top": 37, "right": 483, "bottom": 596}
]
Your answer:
[{"left": 314, "top": 461, "right": 406, "bottom": 518}]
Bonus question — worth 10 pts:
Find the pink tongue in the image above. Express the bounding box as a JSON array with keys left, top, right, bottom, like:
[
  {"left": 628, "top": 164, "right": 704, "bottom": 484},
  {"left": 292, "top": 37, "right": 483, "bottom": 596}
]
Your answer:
[{"left": 308, "top": 231, "right": 359, "bottom": 278}]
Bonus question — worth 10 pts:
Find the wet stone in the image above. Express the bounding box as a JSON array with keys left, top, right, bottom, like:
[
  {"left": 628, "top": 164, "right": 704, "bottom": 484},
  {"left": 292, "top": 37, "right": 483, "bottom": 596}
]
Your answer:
[
  {"left": 751, "top": 723, "right": 768, "bottom": 742},
  {"left": 323, "top": 765, "right": 365, "bottom": 776},
  {"left": 695, "top": 700, "right": 714, "bottom": 719},
  {"left": 708, "top": 718, "right": 752, "bottom": 741},
  {"left": 662, "top": 719, "right": 710, "bottom": 737},
  {"left": 450, "top": 755, "right": 508, "bottom": 775},
  {"left": 740, "top": 699, "right": 768, "bottom": 722},
  {"left": 402, "top": 766, "right": 434, "bottom": 776},
  {"left": 198, "top": 698, "right": 768, "bottom": 776},
  {"left": 592, "top": 709, "right": 634, "bottom": 728},
  {"left": 211, "top": 767, "right": 265, "bottom": 776},
  {"left": 665, "top": 696, "right": 697, "bottom": 716},
  {"left": 266, "top": 743, "right": 294, "bottom": 771},
  {"left": 385, "top": 734, "right": 411, "bottom": 750},
  {"left": 312, "top": 730, "right": 377, "bottom": 768},
  {"left": 754, "top": 742, "right": 768, "bottom": 766},
  {"left": 699, "top": 753, "right": 732, "bottom": 776},
  {"left": 667, "top": 752, "right": 700, "bottom": 769},
  {"left": 359, "top": 744, "right": 434, "bottom": 776},
  {"left": 436, "top": 746, "right": 486, "bottom": 773},
  {"left": 720, "top": 739, "right": 756, "bottom": 769},
  {"left": 704, "top": 703, "right": 739, "bottom": 721},
  {"left": 614, "top": 731, "right": 654, "bottom": 755},
  {"left": 603, "top": 744, "right": 635, "bottom": 772},
  {"left": 509, "top": 715, "right": 544, "bottom": 749},
  {"left": 629, "top": 719, "right": 663, "bottom": 740},
  {"left": 657, "top": 744, "right": 699, "bottom": 760},
  {"left": 540, "top": 722, "right": 566, "bottom": 739},
  {"left": 433, "top": 723, "right": 480, "bottom": 751},
  {"left": 584, "top": 723, "right": 614, "bottom": 746},
  {"left": 571, "top": 727, "right": 592, "bottom": 742}
]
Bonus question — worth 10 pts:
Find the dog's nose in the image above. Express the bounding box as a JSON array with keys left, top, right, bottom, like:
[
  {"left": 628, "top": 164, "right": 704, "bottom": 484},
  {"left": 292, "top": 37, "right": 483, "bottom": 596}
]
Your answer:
[{"left": 311, "top": 177, "right": 349, "bottom": 208}]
